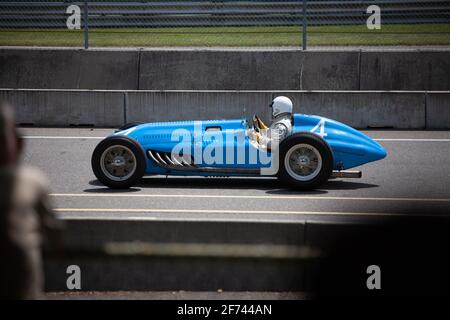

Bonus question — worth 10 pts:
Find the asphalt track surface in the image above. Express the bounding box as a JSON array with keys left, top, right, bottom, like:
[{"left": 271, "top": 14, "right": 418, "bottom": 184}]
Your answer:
[{"left": 21, "top": 128, "right": 450, "bottom": 223}]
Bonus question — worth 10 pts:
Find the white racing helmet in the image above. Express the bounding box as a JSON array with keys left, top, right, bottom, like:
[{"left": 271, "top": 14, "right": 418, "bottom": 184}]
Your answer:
[{"left": 270, "top": 96, "right": 293, "bottom": 118}]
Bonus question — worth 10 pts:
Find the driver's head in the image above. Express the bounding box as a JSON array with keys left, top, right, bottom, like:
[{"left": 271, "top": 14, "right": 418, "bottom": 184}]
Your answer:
[
  {"left": 270, "top": 96, "right": 293, "bottom": 119},
  {"left": 0, "top": 102, "right": 23, "bottom": 167}
]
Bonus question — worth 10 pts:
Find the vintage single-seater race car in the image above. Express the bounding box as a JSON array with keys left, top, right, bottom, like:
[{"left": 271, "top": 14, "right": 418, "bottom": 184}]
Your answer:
[{"left": 91, "top": 110, "right": 387, "bottom": 190}]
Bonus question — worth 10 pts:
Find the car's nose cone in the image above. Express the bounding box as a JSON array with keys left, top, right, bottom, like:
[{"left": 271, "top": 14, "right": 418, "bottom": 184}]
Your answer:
[{"left": 366, "top": 140, "right": 387, "bottom": 162}]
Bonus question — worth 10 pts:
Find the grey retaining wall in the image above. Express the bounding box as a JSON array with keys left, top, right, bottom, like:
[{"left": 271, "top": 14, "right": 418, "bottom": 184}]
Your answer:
[
  {"left": 1, "top": 48, "right": 449, "bottom": 91},
  {"left": 1, "top": 89, "right": 448, "bottom": 129},
  {"left": 1, "top": 89, "right": 125, "bottom": 126}
]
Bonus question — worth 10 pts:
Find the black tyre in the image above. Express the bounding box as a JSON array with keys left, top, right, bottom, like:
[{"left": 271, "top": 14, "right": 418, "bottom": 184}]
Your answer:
[
  {"left": 278, "top": 133, "right": 333, "bottom": 190},
  {"left": 91, "top": 136, "right": 146, "bottom": 189}
]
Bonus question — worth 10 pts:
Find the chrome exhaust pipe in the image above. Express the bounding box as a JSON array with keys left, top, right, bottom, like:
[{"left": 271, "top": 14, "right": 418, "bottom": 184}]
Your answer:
[{"left": 331, "top": 170, "right": 362, "bottom": 179}]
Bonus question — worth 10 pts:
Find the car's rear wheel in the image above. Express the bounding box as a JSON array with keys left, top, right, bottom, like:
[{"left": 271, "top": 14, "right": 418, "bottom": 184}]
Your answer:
[
  {"left": 91, "top": 136, "right": 146, "bottom": 189},
  {"left": 278, "top": 133, "right": 333, "bottom": 190}
]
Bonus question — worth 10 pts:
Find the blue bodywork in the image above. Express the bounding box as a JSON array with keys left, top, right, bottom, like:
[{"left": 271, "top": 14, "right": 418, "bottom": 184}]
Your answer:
[{"left": 112, "top": 114, "right": 387, "bottom": 176}]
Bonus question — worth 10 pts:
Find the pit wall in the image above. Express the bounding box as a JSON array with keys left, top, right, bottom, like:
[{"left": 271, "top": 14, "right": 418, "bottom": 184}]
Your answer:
[{"left": 1, "top": 89, "right": 448, "bottom": 129}]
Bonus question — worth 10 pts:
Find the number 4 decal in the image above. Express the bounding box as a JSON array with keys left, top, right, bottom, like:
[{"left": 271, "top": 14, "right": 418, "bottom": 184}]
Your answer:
[{"left": 310, "top": 119, "right": 327, "bottom": 137}]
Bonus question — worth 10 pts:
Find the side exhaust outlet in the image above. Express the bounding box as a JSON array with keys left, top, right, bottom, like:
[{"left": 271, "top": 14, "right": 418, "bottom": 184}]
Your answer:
[{"left": 331, "top": 170, "right": 362, "bottom": 179}]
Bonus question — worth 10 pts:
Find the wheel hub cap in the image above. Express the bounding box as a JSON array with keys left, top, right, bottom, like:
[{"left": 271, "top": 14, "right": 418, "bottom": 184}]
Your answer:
[
  {"left": 297, "top": 155, "right": 310, "bottom": 166},
  {"left": 284, "top": 144, "right": 323, "bottom": 181},
  {"left": 100, "top": 145, "right": 137, "bottom": 181},
  {"left": 112, "top": 156, "right": 126, "bottom": 167}
]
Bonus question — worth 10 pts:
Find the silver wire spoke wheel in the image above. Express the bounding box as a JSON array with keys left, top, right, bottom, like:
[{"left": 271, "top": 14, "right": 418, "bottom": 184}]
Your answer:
[
  {"left": 100, "top": 145, "right": 137, "bottom": 182},
  {"left": 284, "top": 144, "right": 322, "bottom": 181}
]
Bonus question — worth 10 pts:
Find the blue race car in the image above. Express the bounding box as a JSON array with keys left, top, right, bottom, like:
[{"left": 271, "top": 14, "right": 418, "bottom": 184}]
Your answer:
[{"left": 91, "top": 110, "right": 387, "bottom": 190}]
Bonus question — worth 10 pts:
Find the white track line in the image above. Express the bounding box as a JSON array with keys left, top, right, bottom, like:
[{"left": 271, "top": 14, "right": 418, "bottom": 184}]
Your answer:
[
  {"left": 54, "top": 208, "right": 446, "bottom": 217},
  {"left": 23, "top": 136, "right": 104, "bottom": 139},
  {"left": 23, "top": 136, "right": 450, "bottom": 142},
  {"left": 49, "top": 193, "right": 450, "bottom": 203},
  {"left": 375, "top": 138, "right": 450, "bottom": 142},
  {"left": 54, "top": 215, "right": 297, "bottom": 223}
]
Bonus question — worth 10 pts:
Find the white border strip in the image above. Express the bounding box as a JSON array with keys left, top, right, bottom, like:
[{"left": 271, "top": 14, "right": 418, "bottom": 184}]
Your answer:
[
  {"left": 49, "top": 193, "right": 450, "bottom": 203},
  {"left": 23, "top": 136, "right": 104, "bottom": 139},
  {"left": 54, "top": 208, "right": 448, "bottom": 218},
  {"left": 375, "top": 138, "right": 450, "bottom": 142}
]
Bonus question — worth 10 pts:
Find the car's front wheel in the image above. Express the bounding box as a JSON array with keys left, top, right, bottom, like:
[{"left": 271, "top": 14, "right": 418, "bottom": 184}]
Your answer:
[
  {"left": 91, "top": 136, "right": 146, "bottom": 189},
  {"left": 278, "top": 133, "right": 333, "bottom": 190}
]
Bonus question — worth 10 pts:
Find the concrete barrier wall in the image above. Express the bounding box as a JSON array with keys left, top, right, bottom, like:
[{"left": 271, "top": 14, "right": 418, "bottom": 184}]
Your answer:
[
  {"left": 360, "top": 51, "right": 450, "bottom": 91},
  {"left": 298, "top": 91, "right": 426, "bottom": 129},
  {"left": 2, "top": 88, "right": 442, "bottom": 128},
  {"left": 127, "top": 90, "right": 427, "bottom": 129},
  {"left": 0, "top": 48, "right": 139, "bottom": 90},
  {"left": 138, "top": 50, "right": 361, "bottom": 90},
  {"left": 61, "top": 219, "right": 305, "bottom": 247},
  {"left": 0, "top": 89, "right": 124, "bottom": 126},
  {"left": 1, "top": 48, "right": 449, "bottom": 91},
  {"left": 126, "top": 91, "right": 273, "bottom": 123},
  {"left": 426, "top": 92, "right": 450, "bottom": 129}
]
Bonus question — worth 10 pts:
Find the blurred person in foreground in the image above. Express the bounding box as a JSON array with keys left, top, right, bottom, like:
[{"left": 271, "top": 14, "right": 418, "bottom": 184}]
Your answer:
[{"left": 0, "top": 102, "right": 62, "bottom": 300}]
